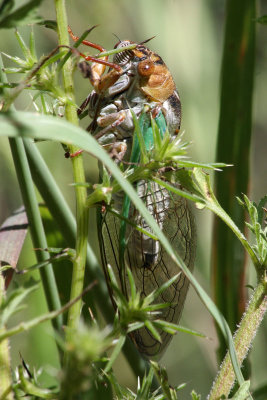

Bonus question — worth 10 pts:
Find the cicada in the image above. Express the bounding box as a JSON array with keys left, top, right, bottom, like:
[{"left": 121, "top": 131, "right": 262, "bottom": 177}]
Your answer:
[{"left": 69, "top": 28, "right": 197, "bottom": 357}]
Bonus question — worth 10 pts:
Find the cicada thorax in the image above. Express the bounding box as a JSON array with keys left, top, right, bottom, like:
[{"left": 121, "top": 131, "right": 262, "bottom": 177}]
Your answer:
[
  {"left": 127, "top": 43, "right": 182, "bottom": 136},
  {"left": 87, "top": 41, "right": 182, "bottom": 142}
]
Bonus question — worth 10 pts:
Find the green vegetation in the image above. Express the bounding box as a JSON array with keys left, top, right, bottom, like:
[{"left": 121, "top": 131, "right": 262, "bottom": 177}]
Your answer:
[{"left": 0, "top": 1, "right": 266, "bottom": 399}]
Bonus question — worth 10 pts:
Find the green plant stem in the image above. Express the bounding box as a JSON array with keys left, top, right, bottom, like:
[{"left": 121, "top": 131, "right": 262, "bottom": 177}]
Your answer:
[
  {"left": 0, "top": 55, "right": 63, "bottom": 336},
  {"left": 53, "top": 4, "right": 148, "bottom": 381},
  {"left": 54, "top": 0, "right": 90, "bottom": 347},
  {"left": 208, "top": 277, "right": 267, "bottom": 400},
  {"left": 0, "top": 273, "right": 14, "bottom": 400},
  {"left": 212, "top": 0, "right": 256, "bottom": 361},
  {"left": 18, "top": 365, "right": 56, "bottom": 399},
  {"left": 9, "top": 138, "right": 63, "bottom": 329},
  {"left": 195, "top": 170, "right": 260, "bottom": 269},
  {"left": 23, "top": 140, "right": 111, "bottom": 308}
]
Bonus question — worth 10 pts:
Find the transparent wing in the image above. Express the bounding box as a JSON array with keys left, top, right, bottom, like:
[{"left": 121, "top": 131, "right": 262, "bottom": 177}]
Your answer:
[{"left": 100, "top": 180, "right": 196, "bottom": 357}]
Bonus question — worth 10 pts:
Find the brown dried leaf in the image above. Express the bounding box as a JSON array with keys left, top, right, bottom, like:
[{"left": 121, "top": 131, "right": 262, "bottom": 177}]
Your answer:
[{"left": 0, "top": 206, "right": 28, "bottom": 287}]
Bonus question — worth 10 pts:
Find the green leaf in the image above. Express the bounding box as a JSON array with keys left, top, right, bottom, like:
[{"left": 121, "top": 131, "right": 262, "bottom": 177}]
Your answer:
[
  {"left": 127, "top": 322, "right": 144, "bottom": 333},
  {"left": 144, "top": 302, "right": 171, "bottom": 312},
  {"left": 137, "top": 367, "right": 154, "bottom": 399},
  {"left": 178, "top": 160, "right": 229, "bottom": 170},
  {"left": 15, "top": 29, "right": 31, "bottom": 59},
  {"left": 230, "top": 380, "right": 250, "bottom": 399},
  {"left": 256, "top": 15, "right": 267, "bottom": 25},
  {"left": 19, "top": 248, "right": 75, "bottom": 274},
  {"left": 130, "top": 109, "right": 149, "bottom": 163},
  {"left": 104, "top": 334, "right": 126, "bottom": 373},
  {"left": 151, "top": 114, "right": 162, "bottom": 151},
  {"left": 144, "top": 274, "right": 180, "bottom": 305},
  {"left": 0, "top": 283, "right": 38, "bottom": 326},
  {"left": 57, "top": 26, "right": 98, "bottom": 71},
  {"left": 106, "top": 265, "right": 128, "bottom": 309},
  {"left": 236, "top": 194, "right": 267, "bottom": 266},
  {"left": 18, "top": 365, "right": 58, "bottom": 398},
  {"left": 155, "top": 320, "right": 206, "bottom": 338},
  {"left": 29, "top": 28, "right": 37, "bottom": 60},
  {"left": 1, "top": 68, "right": 23, "bottom": 74},
  {"left": 0, "top": 0, "right": 45, "bottom": 28},
  {"left": 152, "top": 177, "right": 204, "bottom": 204},
  {"left": 144, "top": 320, "right": 161, "bottom": 342},
  {"left": 257, "top": 195, "right": 267, "bottom": 224},
  {"left": 37, "top": 19, "right": 57, "bottom": 31},
  {"left": 151, "top": 361, "right": 177, "bottom": 400},
  {"left": 191, "top": 390, "right": 201, "bottom": 400},
  {"left": 1, "top": 52, "right": 27, "bottom": 67},
  {"left": 127, "top": 267, "right": 137, "bottom": 300},
  {"left": 0, "top": 0, "right": 15, "bottom": 18},
  {"left": 105, "top": 206, "right": 158, "bottom": 240}
]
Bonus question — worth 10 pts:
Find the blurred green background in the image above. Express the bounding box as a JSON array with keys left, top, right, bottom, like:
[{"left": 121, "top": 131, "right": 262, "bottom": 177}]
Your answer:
[{"left": 0, "top": 0, "right": 266, "bottom": 397}]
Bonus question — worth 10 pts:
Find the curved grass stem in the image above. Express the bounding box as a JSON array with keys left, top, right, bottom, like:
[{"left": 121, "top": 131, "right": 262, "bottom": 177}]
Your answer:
[{"left": 54, "top": 0, "right": 89, "bottom": 353}]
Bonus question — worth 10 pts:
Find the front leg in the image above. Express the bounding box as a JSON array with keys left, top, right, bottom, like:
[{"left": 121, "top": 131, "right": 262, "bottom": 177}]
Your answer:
[
  {"left": 68, "top": 26, "right": 123, "bottom": 94},
  {"left": 78, "top": 60, "right": 122, "bottom": 94}
]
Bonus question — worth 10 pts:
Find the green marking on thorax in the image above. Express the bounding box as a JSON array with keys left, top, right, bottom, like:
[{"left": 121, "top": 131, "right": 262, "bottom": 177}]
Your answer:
[{"left": 118, "top": 110, "right": 167, "bottom": 287}]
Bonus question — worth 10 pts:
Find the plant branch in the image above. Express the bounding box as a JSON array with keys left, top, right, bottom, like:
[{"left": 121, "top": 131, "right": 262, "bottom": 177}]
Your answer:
[
  {"left": 0, "top": 282, "right": 97, "bottom": 342},
  {"left": 208, "top": 277, "right": 267, "bottom": 399},
  {"left": 54, "top": 0, "right": 89, "bottom": 350}
]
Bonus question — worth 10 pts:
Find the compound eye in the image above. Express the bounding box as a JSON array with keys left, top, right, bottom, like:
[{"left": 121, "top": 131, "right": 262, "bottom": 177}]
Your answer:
[{"left": 137, "top": 59, "right": 155, "bottom": 76}]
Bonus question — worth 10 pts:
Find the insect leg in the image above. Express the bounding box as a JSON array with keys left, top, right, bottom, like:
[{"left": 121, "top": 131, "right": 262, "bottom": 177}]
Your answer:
[
  {"left": 94, "top": 111, "right": 126, "bottom": 140},
  {"left": 103, "top": 142, "right": 128, "bottom": 161},
  {"left": 78, "top": 60, "right": 123, "bottom": 94},
  {"left": 77, "top": 94, "right": 91, "bottom": 116},
  {"left": 68, "top": 25, "right": 105, "bottom": 52},
  {"left": 68, "top": 26, "right": 123, "bottom": 93}
]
